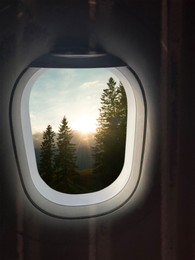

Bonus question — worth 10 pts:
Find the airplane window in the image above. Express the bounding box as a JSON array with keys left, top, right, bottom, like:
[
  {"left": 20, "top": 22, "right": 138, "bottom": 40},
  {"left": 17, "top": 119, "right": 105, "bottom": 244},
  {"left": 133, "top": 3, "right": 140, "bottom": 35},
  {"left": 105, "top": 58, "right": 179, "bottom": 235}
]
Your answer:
[
  {"left": 30, "top": 68, "right": 127, "bottom": 194},
  {"left": 11, "top": 53, "right": 145, "bottom": 217}
]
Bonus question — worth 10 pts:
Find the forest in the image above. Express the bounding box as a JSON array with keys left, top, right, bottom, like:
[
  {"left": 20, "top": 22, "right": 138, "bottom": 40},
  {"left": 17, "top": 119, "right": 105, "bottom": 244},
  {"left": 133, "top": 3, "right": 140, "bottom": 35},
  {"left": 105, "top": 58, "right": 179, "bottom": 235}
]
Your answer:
[{"left": 35, "top": 77, "right": 127, "bottom": 194}]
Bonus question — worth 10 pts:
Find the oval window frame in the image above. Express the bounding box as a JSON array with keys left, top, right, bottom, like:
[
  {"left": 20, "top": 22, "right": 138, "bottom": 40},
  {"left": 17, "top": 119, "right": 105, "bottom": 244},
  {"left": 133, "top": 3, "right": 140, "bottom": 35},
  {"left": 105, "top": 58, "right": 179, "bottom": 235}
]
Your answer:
[{"left": 10, "top": 53, "right": 146, "bottom": 218}]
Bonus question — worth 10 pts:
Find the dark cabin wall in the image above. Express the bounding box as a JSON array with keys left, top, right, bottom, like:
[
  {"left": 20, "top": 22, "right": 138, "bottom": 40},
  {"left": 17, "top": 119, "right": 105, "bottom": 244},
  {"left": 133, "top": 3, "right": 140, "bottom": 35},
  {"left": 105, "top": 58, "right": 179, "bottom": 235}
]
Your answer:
[
  {"left": 0, "top": 1, "right": 91, "bottom": 259},
  {"left": 161, "top": 0, "right": 195, "bottom": 259},
  {"left": 178, "top": 2, "right": 195, "bottom": 258},
  {"left": 0, "top": 0, "right": 194, "bottom": 259}
]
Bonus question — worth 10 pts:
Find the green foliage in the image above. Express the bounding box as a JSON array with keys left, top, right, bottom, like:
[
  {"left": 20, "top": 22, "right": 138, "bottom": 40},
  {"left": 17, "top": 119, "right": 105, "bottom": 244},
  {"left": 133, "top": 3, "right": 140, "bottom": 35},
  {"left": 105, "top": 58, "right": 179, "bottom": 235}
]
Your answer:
[
  {"left": 37, "top": 77, "right": 127, "bottom": 193},
  {"left": 93, "top": 77, "right": 127, "bottom": 186},
  {"left": 54, "top": 116, "right": 77, "bottom": 192},
  {"left": 39, "top": 125, "right": 56, "bottom": 186},
  {"left": 39, "top": 117, "right": 77, "bottom": 193}
]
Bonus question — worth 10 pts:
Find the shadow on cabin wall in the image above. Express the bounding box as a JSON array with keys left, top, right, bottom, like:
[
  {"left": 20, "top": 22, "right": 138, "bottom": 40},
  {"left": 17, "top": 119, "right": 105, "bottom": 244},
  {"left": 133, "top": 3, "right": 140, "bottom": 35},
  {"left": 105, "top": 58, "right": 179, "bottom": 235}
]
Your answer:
[{"left": 0, "top": 0, "right": 194, "bottom": 259}]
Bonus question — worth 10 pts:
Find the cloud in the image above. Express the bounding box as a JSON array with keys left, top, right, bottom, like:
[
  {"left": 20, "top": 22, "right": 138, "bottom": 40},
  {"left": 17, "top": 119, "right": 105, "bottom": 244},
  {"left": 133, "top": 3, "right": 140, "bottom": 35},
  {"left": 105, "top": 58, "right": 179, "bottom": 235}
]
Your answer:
[
  {"left": 80, "top": 80, "right": 99, "bottom": 89},
  {"left": 30, "top": 68, "right": 118, "bottom": 134}
]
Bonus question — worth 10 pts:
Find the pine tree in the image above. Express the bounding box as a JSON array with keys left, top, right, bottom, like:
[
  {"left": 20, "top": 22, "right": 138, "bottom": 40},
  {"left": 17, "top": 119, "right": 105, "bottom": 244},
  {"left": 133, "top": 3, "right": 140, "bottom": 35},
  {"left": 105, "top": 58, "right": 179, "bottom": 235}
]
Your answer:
[
  {"left": 54, "top": 116, "right": 77, "bottom": 192},
  {"left": 39, "top": 125, "right": 56, "bottom": 187},
  {"left": 93, "top": 77, "right": 127, "bottom": 186}
]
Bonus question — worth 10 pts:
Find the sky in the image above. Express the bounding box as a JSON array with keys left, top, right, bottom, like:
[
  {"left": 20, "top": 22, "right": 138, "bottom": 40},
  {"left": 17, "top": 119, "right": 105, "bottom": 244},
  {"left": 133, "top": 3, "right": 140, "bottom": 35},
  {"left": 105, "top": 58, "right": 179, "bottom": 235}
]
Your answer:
[{"left": 29, "top": 68, "right": 120, "bottom": 134}]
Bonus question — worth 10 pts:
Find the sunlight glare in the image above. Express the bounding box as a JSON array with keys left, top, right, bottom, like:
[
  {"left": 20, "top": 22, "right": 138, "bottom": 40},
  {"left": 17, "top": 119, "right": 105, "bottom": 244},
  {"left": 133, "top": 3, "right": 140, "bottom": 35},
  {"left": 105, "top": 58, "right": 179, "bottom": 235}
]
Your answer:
[{"left": 72, "top": 116, "right": 97, "bottom": 134}]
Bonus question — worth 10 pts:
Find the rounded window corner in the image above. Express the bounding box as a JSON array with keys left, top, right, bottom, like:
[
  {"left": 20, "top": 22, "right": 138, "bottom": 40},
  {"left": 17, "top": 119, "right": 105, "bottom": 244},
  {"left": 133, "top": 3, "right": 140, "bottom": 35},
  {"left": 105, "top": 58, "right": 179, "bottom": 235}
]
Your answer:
[{"left": 10, "top": 53, "right": 146, "bottom": 218}]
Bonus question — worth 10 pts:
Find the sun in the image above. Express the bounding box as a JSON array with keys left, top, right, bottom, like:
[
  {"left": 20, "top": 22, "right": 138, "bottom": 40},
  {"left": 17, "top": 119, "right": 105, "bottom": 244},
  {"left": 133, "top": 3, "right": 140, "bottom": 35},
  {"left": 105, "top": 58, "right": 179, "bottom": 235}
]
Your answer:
[{"left": 72, "top": 116, "right": 97, "bottom": 134}]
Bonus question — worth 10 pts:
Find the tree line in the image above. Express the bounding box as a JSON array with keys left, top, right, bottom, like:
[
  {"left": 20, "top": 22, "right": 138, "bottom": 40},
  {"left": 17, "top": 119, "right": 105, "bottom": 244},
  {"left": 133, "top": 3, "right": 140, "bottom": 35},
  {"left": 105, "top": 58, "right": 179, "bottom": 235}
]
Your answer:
[{"left": 38, "top": 77, "right": 127, "bottom": 193}]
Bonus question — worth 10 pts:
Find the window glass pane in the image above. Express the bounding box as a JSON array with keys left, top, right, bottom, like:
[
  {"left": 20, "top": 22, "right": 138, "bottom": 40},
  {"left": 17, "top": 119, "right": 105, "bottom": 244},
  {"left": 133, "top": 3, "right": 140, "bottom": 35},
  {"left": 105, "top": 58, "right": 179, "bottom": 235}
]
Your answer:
[{"left": 29, "top": 68, "right": 127, "bottom": 194}]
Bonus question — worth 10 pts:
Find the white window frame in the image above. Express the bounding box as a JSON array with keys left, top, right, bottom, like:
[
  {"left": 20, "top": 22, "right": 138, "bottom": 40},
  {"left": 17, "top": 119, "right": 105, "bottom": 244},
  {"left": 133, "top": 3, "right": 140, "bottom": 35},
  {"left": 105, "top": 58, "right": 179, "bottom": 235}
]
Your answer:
[{"left": 10, "top": 53, "right": 145, "bottom": 218}]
